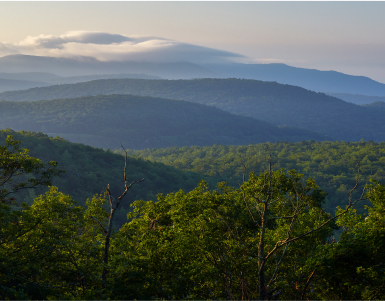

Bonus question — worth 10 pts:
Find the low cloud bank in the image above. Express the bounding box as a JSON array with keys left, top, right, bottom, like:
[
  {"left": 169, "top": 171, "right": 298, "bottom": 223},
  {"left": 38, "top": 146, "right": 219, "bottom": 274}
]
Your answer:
[{"left": 0, "top": 31, "right": 246, "bottom": 64}]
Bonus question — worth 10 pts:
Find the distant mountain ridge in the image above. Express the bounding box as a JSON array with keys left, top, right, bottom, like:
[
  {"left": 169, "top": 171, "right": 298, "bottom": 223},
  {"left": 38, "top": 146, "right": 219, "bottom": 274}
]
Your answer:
[
  {"left": 1, "top": 54, "right": 385, "bottom": 95},
  {"left": 0, "top": 94, "right": 331, "bottom": 150},
  {"left": 362, "top": 101, "right": 385, "bottom": 109},
  {"left": 0, "top": 77, "right": 51, "bottom": 93},
  {"left": 204, "top": 63, "right": 385, "bottom": 96},
  {"left": 0, "top": 71, "right": 161, "bottom": 83},
  {"left": 0, "top": 54, "right": 216, "bottom": 79},
  {"left": 326, "top": 93, "right": 385, "bottom": 105},
  {"left": 0, "top": 71, "right": 161, "bottom": 93},
  {"left": 0, "top": 78, "right": 383, "bottom": 142}
]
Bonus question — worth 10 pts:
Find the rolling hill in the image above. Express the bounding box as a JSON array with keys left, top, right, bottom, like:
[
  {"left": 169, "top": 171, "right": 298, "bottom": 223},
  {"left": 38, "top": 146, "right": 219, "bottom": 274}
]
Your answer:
[
  {"left": 0, "top": 129, "right": 214, "bottom": 225},
  {"left": 326, "top": 92, "right": 385, "bottom": 105},
  {"left": 0, "top": 72, "right": 161, "bottom": 92},
  {"left": 0, "top": 94, "right": 330, "bottom": 150},
  {"left": 1, "top": 78, "right": 384, "bottom": 142}
]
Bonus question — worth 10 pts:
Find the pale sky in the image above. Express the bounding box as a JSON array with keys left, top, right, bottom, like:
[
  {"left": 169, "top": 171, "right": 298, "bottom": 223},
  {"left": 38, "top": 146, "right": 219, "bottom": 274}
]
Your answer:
[{"left": 1, "top": 2, "right": 385, "bottom": 82}]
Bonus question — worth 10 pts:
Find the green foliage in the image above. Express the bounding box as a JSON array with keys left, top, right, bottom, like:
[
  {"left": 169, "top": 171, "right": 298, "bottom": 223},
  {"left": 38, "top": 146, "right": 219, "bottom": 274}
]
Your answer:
[
  {"left": 302, "top": 181, "right": 385, "bottom": 300},
  {"left": 0, "top": 135, "right": 62, "bottom": 204},
  {"left": 0, "top": 188, "right": 86, "bottom": 299},
  {"left": 131, "top": 141, "right": 382, "bottom": 213},
  {"left": 1, "top": 138, "right": 384, "bottom": 299},
  {"left": 0, "top": 130, "right": 210, "bottom": 224},
  {"left": 111, "top": 170, "right": 334, "bottom": 299}
]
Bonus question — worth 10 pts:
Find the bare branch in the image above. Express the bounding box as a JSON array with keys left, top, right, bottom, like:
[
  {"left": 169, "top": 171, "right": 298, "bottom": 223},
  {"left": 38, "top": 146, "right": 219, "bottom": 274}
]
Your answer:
[
  {"left": 267, "top": 215, "right": 295, "bottom": 220},
  {"left": 300, "top": 270, "right": 316, "bottom": 300},
  {"left": 263, "top": 194, "right": 366, "bottom": 269},
  {"left": 267, "top": 242, "right": 290, "bottom": 290},
  {"left": 100, "top": 142, "right": 144, "bottom": 291},
  {"left": 89, "top": 215, "right": 107, "bottom": 235},
  {"left": 267, "top": 198, "right": 281, "bottom": 205},
  {"left": 241, "top": 185, "right": 259, "bottom": 226},
  {"left": 106, "top": 186, "right": 113, "bottom": 209},
  {"left": 118, "top": 178, "right": 144, "bottom": 202}
]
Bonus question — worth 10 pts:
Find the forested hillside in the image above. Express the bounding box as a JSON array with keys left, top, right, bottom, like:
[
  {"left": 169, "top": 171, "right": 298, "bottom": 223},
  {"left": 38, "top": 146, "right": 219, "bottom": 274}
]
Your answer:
[
  {"left": 129, "top": 141, "right": 385, "bottom": 213},
  {"left": 0, "top": 94, "right": 330, "bottom": 150},
  {"left": 1, "top": 78, "right": 384, "bottom": 141},
  {"left": 0, "top": 129, "right": 213, "bottom": 225},
  {"left": 2, "top": 130, "right": 385, "bottom": 300}
]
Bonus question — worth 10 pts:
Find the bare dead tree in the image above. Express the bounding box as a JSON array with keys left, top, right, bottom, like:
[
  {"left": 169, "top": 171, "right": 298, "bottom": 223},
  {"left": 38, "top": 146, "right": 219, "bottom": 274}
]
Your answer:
[{"left": 89, "top": 143, "right": 144, "bottom": 291}]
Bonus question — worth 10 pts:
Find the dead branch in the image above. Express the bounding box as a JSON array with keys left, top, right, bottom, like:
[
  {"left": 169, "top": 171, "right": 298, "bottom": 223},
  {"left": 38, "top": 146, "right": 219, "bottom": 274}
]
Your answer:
[
  {"left": 90, "top": 142, "right": 144, "bottom": 291},
  {"left": 89, "top": 215, "right": 107, "bottom": 235},
  {"left": 300, "top": 270, "right": 316, "bottom": 300}
]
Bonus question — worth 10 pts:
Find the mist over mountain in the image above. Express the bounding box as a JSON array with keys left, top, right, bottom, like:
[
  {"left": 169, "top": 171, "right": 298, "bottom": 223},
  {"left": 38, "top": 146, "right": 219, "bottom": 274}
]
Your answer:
[
  {"left": 1, "top": 31, "right": 385, "bottom": 95},
  {"left": 0, "top": 55, "right": 216, "bottom": 79},
  {"left": 0, "top": 71, "right": 160, "bottom": 84},
  {"left": 204, "top": 63, "right": 385, "bottom": 96},
  {"left": 1, "top": 54, "right": 385, "bottom": 96},
  {"left": 0, "top": 77, "right": 51, "bottom": 93},
  {"left": 0, "top": 31, "right": 244, "bottom": 64},
  {"left": 0, "top": 71, "right": 61, "bottom": 82},
  {"left": 0, "top": 70, "right": 161, "bottom": 93}
]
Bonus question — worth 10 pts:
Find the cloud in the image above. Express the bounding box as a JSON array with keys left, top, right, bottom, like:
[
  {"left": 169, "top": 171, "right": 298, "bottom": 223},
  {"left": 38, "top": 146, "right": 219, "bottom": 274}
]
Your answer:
[
  {"left": 251, "top": 58, "right": 308, "bottom": 65},
  {"left": 0, "top": 31, "right": 246, "bottom": 64}
]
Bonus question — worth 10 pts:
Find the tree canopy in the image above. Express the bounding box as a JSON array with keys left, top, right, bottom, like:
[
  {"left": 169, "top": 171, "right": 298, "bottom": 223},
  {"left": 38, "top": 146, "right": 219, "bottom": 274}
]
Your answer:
[{"left": 1, "top": 132, "right": 385, "bottom": 300}]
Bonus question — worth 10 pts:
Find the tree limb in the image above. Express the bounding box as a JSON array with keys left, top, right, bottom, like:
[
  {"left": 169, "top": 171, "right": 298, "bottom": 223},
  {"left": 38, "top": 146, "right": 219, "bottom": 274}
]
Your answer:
[
  {"left": 89, "top": 215, "right": 107, "bottom": 235},
  {"left": 300, "top": 270, "right": 315, "bottom": 300}
]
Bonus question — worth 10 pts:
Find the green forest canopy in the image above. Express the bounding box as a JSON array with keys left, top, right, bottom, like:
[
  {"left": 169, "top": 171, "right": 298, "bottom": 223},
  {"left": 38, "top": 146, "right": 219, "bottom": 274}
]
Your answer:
[
  {"left": 0, "top": 129, "right": 213, "bottom": 225},
  {"left": 2, "top": 130, "right": 381, "bottom": 216},
  {"left": 1, "top": 133, "right": 385, "bottom": 300},
  {"left": 128, "top": 140, "right": 385, "bottom": 213}
]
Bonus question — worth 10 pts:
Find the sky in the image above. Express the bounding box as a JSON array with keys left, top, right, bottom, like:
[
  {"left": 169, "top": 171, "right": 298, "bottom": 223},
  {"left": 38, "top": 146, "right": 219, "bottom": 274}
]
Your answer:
[{"left": 0, "top": 2, "right": 384, "bottom": 83}]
